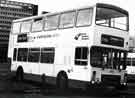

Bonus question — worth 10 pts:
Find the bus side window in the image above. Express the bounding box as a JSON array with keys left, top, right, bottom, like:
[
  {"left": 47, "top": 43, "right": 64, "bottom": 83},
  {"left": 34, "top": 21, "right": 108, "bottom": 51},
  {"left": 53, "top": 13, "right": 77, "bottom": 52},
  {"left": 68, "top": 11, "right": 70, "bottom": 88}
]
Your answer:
[
  {"left": 21, "top": 20, "right": 32, "bottom": 33},
  {"left": 13, "top": 48, "right": 17, "bottom": 61},
  {"left": 75, "top": 47, "right": 88, "bottom": 66},
  {"left": 59, "top": 11, "right": 76, "bottom": 29},
  {"left": 17, "top": 48, "right": 28, "bottom": 62},
  {"left": 44, "top": 14, "right": 59, "bottom": 30},
  {"left": 28, "top": 48, "right": 40, "bottom": 62},
  {"left": 40, "top": 48, "right": 55, "bottom": 64},
  {"left": 32, "top": 17, "right": 43, "bottom": 32},
  {"left": 76, "top": 8, "right": 93, "bottom": 27},
  {"left": 12, "top": 22, "right": 21, "bottom": 34}
]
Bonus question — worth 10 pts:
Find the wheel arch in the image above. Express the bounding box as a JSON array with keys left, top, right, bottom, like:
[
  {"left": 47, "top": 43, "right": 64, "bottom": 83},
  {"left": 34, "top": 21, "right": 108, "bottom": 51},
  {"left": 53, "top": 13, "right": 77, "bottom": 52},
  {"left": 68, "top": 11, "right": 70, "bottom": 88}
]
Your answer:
[
  {"left": 57, "top": 70, "right": 68, "bottom": 79},
  {"left": 17, "top": 65, "right": 24, "bottom": 72}
]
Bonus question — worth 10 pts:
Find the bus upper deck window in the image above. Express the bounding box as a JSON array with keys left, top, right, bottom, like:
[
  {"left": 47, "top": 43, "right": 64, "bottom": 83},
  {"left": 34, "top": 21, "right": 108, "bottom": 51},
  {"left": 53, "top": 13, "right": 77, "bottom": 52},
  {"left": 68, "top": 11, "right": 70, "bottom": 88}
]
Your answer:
[
  {"left": 32, "top": 17, "right": 43, "bottom": 32},
  {"left": 96, "top": 7, "right": 128, "bottom": 31},
  {"left": 44, "top": 14, "right": 59, "bottom": 30},
  {"left": 21, "top": 20, "right": 32, "bottom": 33},
  {"left": 12, "top": 22, "right": 21, "bottom": 34},
  {"left": 76, "top": 8, "right": 93, "bottom": 27},
  {"left": 59, "top": 11, "right": 76, "bottom": 28}
]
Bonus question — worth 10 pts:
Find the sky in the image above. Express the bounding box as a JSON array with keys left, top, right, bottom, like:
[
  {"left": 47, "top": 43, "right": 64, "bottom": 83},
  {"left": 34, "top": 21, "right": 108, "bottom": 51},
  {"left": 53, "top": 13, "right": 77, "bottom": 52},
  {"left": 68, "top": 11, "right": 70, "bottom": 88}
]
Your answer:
[{"left": 11, "top": 0, "right": 135, "bottom": 36}]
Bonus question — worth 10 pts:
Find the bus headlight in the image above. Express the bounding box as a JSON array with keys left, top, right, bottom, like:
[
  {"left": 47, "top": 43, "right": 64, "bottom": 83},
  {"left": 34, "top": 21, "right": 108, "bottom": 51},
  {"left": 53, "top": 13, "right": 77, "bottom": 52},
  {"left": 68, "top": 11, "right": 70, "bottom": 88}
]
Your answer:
[
  {"left": 95, "top": 78, "right": 100, "bottom": 83},
  {"left": 91, "top": 71, "right": 97, "bottom": 84}
]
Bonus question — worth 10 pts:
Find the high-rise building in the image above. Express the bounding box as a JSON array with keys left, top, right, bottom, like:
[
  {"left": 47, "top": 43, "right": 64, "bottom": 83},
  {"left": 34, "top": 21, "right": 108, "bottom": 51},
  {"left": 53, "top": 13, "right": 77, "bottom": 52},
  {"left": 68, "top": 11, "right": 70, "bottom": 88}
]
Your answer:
[{"left": 0, "top": 0, "right": 38, "bottom": 62}]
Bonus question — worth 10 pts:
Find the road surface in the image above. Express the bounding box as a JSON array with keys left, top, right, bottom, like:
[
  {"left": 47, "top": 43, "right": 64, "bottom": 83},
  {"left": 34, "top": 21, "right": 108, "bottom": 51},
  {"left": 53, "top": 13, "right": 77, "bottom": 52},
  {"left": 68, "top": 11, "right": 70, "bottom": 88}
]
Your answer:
[{"left": 0, "top": 63, "right": 135, "bottom": 98}]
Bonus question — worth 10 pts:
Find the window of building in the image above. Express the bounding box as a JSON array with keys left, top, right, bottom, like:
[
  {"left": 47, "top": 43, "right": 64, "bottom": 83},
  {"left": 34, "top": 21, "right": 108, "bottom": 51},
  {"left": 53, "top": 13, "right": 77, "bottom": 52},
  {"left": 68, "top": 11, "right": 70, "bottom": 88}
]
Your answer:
[
  {"left": 76, "top": 8, "right": 93, "bottom": 27},
  {"left": 32, "top": 17, "right": 43, "bottom": 32},
  {"left": 17, "top": 48, "right": 28, "bottom": 62},
  {"left": 40, "top": 48, "right": 55, "bottom": 64},
  {"left": 28, "top": 48, "right": 40, "bottom": 62},
  {"left": 13, "top": 48, "right": 17, "bottom": 61},
  {"left": 21, "top": 20, "right": 32, "bottom": 33},
  {"left": 59, "top": 11, "right": 76, "bottom": 28},
  {"left": 44, "top": 14, "right": 59, "bottom": 30},
  {"left": 1, "top": 0, "right": 6, "bottom": 3},
  {"left": 75, "top": 47, "right": 88, "bottom": 65}
]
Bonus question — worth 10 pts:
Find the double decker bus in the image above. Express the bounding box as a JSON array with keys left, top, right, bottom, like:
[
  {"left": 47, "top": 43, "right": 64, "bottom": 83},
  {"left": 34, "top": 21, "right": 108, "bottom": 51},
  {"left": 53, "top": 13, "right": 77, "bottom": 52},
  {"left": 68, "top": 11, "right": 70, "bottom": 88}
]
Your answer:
[
  {"left": 8, "top": 3, "right": 129, "bottom": 89},
  {"left": 126, "top": 52, "right": 135, "bottom": 81}
]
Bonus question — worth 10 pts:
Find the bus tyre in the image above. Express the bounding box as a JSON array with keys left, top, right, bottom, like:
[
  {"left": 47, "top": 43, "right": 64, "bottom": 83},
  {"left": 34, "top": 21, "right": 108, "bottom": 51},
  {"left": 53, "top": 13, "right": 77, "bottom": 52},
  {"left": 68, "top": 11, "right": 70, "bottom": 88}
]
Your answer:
[
  {"left": 16, "top": 67, "right": 24, "bottom": 82},
  {"left": 41, "top": 74, "right": 46, "bottom": 89},
  {"left": 57, "top": 73, "right": 68, "bottom": 90}
]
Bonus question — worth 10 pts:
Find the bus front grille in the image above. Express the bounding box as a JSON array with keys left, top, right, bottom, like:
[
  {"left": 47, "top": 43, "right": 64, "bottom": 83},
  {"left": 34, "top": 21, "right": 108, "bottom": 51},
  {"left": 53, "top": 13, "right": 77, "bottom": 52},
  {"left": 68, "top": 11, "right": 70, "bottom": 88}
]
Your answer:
[{"left": 101, "top": 75, "right": 121, "bottom": 86}]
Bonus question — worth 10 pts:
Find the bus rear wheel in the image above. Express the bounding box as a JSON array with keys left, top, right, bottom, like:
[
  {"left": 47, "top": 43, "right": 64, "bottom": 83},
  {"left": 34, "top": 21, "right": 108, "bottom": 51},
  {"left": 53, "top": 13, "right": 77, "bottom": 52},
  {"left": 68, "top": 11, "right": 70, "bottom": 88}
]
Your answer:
[
  {"left": 57, "top": 73, "right": 68, "bottom": 90},
  {"left": 16, "top": 67, "right": 24, "bottom": 82}
]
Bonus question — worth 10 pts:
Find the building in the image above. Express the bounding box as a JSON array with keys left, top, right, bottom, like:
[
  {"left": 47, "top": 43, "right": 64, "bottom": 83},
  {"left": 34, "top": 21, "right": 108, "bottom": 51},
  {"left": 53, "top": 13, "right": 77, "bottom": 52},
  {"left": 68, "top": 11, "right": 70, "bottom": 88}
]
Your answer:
[{"left": 0, "top": 0, "right": 38, "bottom": 62}]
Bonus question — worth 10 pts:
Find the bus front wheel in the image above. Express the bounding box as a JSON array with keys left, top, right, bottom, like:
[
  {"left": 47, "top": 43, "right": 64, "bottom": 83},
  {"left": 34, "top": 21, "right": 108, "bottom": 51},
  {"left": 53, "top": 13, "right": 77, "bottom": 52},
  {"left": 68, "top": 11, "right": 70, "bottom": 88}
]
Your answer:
[{"left": 56, "top": 72, "right": 68, "bottom": 90}]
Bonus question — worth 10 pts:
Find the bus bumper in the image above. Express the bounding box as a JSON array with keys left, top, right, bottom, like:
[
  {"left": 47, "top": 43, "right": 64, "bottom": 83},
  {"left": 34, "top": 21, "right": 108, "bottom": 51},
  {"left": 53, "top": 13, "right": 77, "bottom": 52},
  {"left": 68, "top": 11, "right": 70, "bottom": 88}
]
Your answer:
[
  {"left": 127, "top": 74, "right": 135, "bottom": 82},
  {"left": 87, "top": 74, "right": 127, "bottom": 90}
]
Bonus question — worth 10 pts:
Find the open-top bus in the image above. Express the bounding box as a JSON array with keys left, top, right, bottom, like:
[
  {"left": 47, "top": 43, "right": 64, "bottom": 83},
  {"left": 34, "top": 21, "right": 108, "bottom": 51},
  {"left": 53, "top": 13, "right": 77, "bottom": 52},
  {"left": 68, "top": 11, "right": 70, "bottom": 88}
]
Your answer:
[{"left": 8, "top": 3, "right": 129, "bottom": 89}]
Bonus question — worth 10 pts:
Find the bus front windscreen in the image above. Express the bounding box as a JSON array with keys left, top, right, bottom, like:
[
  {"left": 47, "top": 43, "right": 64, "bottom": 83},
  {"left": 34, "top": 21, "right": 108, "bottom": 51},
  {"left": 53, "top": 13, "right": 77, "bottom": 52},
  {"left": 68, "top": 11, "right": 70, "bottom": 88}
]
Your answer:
[
  {"left": 96, "top": 4, "right": 129, "bottom": 31},
  {"left": 90, "top": 46, "right": 127, "bottom": 70}
]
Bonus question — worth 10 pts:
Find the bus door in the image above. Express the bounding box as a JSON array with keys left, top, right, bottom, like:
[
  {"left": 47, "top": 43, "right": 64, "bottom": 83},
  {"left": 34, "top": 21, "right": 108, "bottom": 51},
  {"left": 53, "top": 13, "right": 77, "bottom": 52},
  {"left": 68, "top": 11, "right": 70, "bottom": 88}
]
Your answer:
[{"left": 71, "top": 47, "right": 89, "bottom": 81}]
